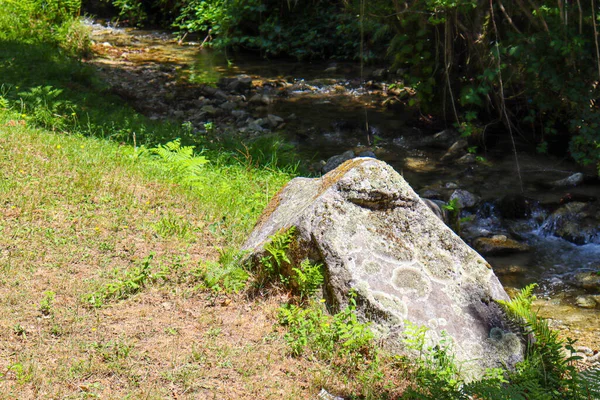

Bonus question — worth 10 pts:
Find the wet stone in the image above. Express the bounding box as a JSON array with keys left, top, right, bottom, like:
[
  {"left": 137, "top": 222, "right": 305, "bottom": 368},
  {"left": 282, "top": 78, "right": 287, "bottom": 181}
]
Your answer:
[{"left": 576, "top": 296, "right": 597, "bottom": 309}]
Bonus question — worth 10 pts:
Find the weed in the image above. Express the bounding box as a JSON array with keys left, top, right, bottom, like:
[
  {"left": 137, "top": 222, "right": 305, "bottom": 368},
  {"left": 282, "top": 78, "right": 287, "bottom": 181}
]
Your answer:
[
  {"left": 165, "top": 327, "right": 179, "bottom": 335},
  {"left": 84, "top": 254, "right": 167, "bottom": 307},
  {"left": 154, "top": 212, "right": 193, "bottom": 239},
  {"left": 7, "top": 363, "right": 34, "bottom": 384},
  {"left": 442, "top": 198, "right": 461, "bottom": 234},
  {"left": 261, "top": 227, "right": 295, "bottom": 276},
  {"left": 292, "top": 259, "right": 324, "bottom": 300},
  {"left": 193, "top": 248, "right": 250, "bottom": 294},
  {"left": 91, "top": 339, "right": 133, "bottom": 363},
  {"left": 279, "top": 293, "right": 375, "bottom": 365},
  {"left": 12, "top": 324, "right": 27, "bottom": 339},
  {"left": 39, "top": 290, "right": 56, "bottom": 316}
]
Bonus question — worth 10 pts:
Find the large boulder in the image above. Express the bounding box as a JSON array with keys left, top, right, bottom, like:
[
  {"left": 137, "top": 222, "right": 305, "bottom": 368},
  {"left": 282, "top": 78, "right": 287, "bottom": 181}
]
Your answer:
[{"left": 244, "top": 158, "right": 524, "bottom": 380}]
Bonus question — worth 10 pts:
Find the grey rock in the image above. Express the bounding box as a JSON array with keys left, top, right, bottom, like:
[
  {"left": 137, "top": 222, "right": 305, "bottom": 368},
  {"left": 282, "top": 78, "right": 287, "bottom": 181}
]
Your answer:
[
  {"left": 457, "top": 153, "right": 476, "bottom": 165},
  {"left": 573, "top": 271, "right": 600, "bottom": 290},
  {"left": 372, "top": 68, "right": 388, "bottom": 79},
  {"left": 472, "top": 235, "right": 530, "bottom": 256},
  {"left": 219, "top": 101, "right": 237, "bottom": 111},
  {"left": 200, "top": 86, "right": 229, "bottom": 101},
  {"left": 219, "top": 75, "right": 253, "bottom": 93},
  {"left": 422, "top": 198, "right": 449, "bottom": 224},
  {"left": 441, "top": 139, "right": 468, "bottom": 162},
  {"left": 419, "top": 189, "right": 442, "bottom": 200},
  {"left": 357, "top": 150, "right": 377, "bottom": 159},
  {"left": 243, "top": 158, "right": 524, "bottom": 381},
  {"left": 267, "top": 114, "right": 284, "bottom": 128},
  {"left": 321, "top": 151, "right": 355, "bottom": 174},
  {"left": 419, "top": 129, "right": 460, "bottom": 149},
  {"left": 539, "top": 202, "right": 600, "bottom": 245},
  {"left": 575, "top": 295, "right": 597, "bottom": 309},
  {"left": 551, "top": 172, "right": 584, "bottom": 188},
  {"left": 231, "top": 109, "right": 248, "bottom": 119},
  {"left": 200, "top": 105, "right": 219, "bottom": 115},
  {"left": 449, "top": 189, "right": 480, "bottom": 208},
  {"left": 249, "top": 93, "right": 273, "bottom": 105}
]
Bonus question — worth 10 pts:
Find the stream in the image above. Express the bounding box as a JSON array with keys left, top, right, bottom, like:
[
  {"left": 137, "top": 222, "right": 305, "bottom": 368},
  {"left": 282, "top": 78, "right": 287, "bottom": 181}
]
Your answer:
[{"left": 87, "top": 21, "right": 600, "bottom": 358}]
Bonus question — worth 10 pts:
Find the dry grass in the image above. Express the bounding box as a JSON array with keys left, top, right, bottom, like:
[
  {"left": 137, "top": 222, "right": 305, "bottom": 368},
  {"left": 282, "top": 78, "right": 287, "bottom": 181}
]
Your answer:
[{"left": 0, "top": 122, "right": 401, "bottom": 399}]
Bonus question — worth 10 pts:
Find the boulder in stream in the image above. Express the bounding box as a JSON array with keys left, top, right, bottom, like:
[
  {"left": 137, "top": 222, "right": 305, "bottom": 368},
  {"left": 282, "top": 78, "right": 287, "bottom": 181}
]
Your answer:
[{"left": 243, "top": 158, "right": 524, "bottom": 380}]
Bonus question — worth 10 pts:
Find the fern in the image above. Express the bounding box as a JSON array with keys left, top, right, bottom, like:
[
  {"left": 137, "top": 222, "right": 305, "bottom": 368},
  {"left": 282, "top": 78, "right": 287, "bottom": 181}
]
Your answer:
[
  {"left": 578, "top": 367, "right": 600, "bottom": 398},
  {"left": 496, "top": 284, "right": 589, "bottom": 399},
  {"left": 150, "top": 139, "right": 209, "bottom": 185},
  {"left": 261, "top": 226, "right": 296, "bottom": 277}
]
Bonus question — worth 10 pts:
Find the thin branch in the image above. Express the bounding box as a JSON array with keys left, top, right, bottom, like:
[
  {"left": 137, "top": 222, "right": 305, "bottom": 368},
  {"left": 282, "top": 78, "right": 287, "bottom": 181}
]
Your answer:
[
  {"left": 498, "top": 0, "right": 523, "bottom": 34},
  {"left": 577, "top": 0, "right": 584, "bottom": 33},
  {"left": 592, "top": 0, "right": 600, "bottom": 81},
  {"left": 490, "top": 0, "right": 524, "bottom": 193},
  {"left": 558, "top": 0, "right": 564, "bottom": 25},
  {"left": 444, "top": 17, "right": 460, "bottom": 125},
  {"left": 514, "top": 0, "right": 546, "bottom": 31}
]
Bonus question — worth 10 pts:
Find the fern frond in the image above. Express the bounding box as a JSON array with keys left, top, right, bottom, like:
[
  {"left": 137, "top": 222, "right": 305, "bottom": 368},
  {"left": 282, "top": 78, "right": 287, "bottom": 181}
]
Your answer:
[
  {"left": 150, "top": 139, "right": 209, "bottom": 185},
  {"left": 578, "top": 366, "right": 600, "bottom": 398}
]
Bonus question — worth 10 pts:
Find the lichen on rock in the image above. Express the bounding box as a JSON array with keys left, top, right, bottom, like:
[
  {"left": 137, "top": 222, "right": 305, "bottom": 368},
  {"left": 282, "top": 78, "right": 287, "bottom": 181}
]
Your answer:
[{"left": 243, "top": 157, "right": 524, "bottom": 380}]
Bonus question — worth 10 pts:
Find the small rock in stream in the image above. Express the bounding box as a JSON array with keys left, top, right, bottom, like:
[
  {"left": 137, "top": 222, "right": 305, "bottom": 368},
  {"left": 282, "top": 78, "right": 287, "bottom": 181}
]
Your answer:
[
  {"left": 357, "top": 150, "right": 376, "bottom": 158},
  {"left": 440, "top": 139, "right": 468, "bottom": 162},
  {"left": 473, "top": 235, "right": 530, "bottom": 256},
  {"left": 573, "top": 271, "right": 600, "bottom": 290},
  {"left": 550, "top": 172, "right": 584, "bottom": 188},
  {"left": 576, "top": 295, "right": 597, "bottom": 309},
  {"left": 267, "top": 114, "right": 284, "bottom": 128},
  {"left": 456, "top": 153, "right": 476, "bottom": 164},
  {"left": 321, "top": 150, "right": 355, "bottom": 174},
  {"left": 249, "top": 93, "right": 273, "bottom": 105},
  {"left": 449, "top": 189, "right": 480, "bottom": 208}
]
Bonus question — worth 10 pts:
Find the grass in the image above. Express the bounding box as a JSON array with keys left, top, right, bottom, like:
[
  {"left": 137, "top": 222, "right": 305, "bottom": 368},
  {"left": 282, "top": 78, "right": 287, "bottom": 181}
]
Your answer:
[
  {"left": 0, "top": 108, "right": 401, "bottom": 398},
  {"left": 1, "top": 5, "right": 391, "bottom": 397}
]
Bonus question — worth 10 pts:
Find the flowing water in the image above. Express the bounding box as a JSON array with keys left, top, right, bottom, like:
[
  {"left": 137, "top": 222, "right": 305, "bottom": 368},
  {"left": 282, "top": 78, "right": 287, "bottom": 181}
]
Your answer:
[{"left": 88, "top": 21, "right": 600, "bottom": 348}]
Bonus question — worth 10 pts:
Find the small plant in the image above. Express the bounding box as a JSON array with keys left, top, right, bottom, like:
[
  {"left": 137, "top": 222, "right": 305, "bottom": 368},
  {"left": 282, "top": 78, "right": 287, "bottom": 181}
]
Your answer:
[
  {"left": 150, "top": 139, "right": 209, "bottom": 186},
  {"left": 259, "top": 226, "right": 296, "bottom": 283},
  {"left": 154, "top": 212, "right": 193, "bottom": 239},
  {"left": 12, "top": 324, "right": 26, "bottom": 339},
  {"left": 84, "top": 254, "right": 167, "bottom": 307},
  {"left": 401, "top": 322, "right": 462, "bottom": 398},
  {"left": 292, "top": 259, "right": 324, "bottom": 300},
  {"left": 278, "top": 292, "right": 375, "bottom": 366},
  {"left": 193, "top": 248, "right": 250, "bottom": 294},
  {"left": 442, "top": 198, "right": 461, "bottom": 234},
  {"left": 39, "top": 290, "right": 55, "bottom": 316},
  {"left": 7, "top": 363, "right": 33, "bottom": 384},
  {"left": 91, "top": 339, "right": 132, "bottom": 363}
]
